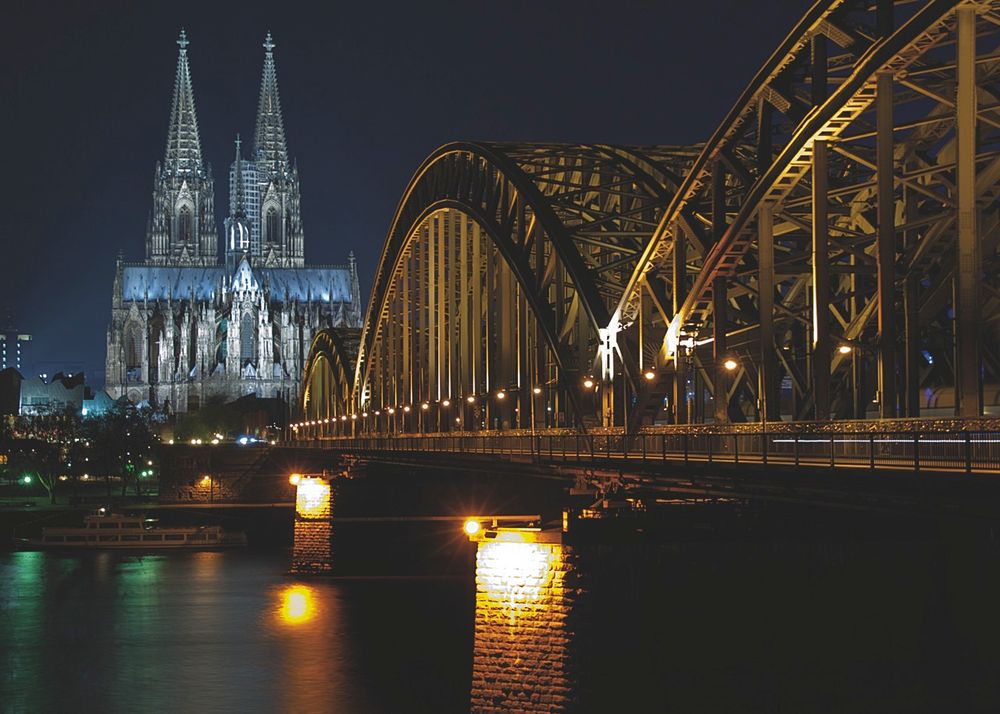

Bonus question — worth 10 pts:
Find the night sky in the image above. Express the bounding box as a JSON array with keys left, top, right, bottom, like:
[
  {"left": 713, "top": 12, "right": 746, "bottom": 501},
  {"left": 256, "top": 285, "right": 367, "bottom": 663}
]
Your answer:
[{"left": 3, "top": 0, "right": 809, "bottom": 387}]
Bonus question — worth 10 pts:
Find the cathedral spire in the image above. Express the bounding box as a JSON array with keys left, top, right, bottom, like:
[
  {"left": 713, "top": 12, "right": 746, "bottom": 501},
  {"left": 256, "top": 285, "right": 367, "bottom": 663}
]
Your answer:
[
  {"left": 253, "top": 31, "right": 288, "bottom": 172},
  {"left": 233, "top": 134, "right": 246, "bottom": 218},
  {"left": 164, "top": 29, "right": 203, "bottom": 175}
]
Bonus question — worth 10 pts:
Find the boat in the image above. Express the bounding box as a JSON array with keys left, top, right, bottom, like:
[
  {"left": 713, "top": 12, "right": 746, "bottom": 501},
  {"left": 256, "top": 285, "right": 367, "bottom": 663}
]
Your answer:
[{"left": 21, "top": 508, "right": 247, "bottom": 550}]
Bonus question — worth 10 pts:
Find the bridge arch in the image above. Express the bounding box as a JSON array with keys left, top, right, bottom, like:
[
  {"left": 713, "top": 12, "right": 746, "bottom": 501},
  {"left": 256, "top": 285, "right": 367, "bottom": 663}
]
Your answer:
[
  {"left": 353, "top": 142, "right": 696, "bottom": 431},
  {"left": 617, "top": 0, "right": 1000, "bottom": 425},
  {"left": 299, "top": 328, "right": 360, "bottom": 436}
]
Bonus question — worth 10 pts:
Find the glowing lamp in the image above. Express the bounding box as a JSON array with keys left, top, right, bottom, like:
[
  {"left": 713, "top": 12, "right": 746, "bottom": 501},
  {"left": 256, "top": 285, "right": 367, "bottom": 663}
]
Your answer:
[
  {"left": 441, "top": 399, "right": 450, "bottom": 407},
  {"left": 466, "top": 395, "right": 476, "bottom": 404},
  {"left": 351, "top": 414, "right": 358, "bottom": 420},
  {"left": 403, "top": 405, "right": 411, "bottom": 413},
  {"left": 838, "top": 344, "right": 852, "bottom": 355},
  {"left": 289, "top": 473, "right": 303, "bottom": 486},
  {"left": 532, "top": 387, "right": 542, "bottom": 395},
  {"left": 723, "top": 358, "right": 738, "bottom": 371},
  {"left": 387, "top": 408, "right": 395, "bottom": 414},
  {"left": 644, "top": 370, "right": 656, "bottom": 381},
  {"left": 340, "top": 415, "right": 348, "bottom": 422},
  {"left": 583, "top": 378, "right": 595, "bottom": 389},
  {"left": 421, "top": 403, "right": 429, "bottom": 411},
  {"left": 463, "top": 518, "right": 482, "bottom": 536}
]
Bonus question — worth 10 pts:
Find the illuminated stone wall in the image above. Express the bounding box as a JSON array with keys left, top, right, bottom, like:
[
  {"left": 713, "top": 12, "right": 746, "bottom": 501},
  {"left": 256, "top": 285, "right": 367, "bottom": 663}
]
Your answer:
[
  {"left": 291, "top": 477, "right": 333, "bottom": 573},
  {"left": 470, "top": 537, "right": 584, "bottom": 713}
]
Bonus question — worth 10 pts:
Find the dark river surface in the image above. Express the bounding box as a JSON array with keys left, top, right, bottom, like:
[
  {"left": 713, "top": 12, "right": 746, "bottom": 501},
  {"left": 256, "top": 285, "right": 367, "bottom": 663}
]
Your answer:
[
  {"left": 0, "top": 549, "right": 474, "bottom": 713},
  {"left": 4, "top": 524, "right": 1000, "bottom": 713}
]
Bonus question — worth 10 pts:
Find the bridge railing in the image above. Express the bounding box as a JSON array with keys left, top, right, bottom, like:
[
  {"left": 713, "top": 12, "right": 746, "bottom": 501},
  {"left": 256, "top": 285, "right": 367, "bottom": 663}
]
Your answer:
[{"left": 293, "top": 430, "right": 1000, "bottom": 474}]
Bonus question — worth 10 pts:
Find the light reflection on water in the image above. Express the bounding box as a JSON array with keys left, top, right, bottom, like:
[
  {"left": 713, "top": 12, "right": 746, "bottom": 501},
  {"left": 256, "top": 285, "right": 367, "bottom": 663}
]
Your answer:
[{"left": 0, "top": 550, "right": 473, "bottom": 713}]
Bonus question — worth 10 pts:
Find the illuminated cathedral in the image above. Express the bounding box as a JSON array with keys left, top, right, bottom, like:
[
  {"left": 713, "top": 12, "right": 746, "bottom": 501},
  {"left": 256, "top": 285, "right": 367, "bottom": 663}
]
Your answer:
[{"left": 106, "top": 31, "right": 361, "bottom": 412}]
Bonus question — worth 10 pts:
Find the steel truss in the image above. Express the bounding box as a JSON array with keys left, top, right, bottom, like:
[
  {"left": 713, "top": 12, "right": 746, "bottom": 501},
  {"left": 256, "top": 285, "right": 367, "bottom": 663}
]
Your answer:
[
  {"left": 303, "top": 0, "right": 1000, "bottom": 434},
  {"left": 618, "top": 0, "right": 1000, "bottom": 426},
  {"left": 351, "top": 142, "right": 697, "bottom": 431}
]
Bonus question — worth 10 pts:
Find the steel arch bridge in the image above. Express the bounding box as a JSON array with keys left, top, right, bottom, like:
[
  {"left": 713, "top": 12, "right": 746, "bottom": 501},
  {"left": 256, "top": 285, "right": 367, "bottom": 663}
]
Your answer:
[{"left": 297, "top": 0, "right": 1000, "bottom": 439}]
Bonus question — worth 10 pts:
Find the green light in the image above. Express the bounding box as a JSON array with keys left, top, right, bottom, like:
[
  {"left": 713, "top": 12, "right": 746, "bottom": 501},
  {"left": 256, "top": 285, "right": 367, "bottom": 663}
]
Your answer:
[{"left": 21, "top": 475, "right": 32, "bottom": 485}]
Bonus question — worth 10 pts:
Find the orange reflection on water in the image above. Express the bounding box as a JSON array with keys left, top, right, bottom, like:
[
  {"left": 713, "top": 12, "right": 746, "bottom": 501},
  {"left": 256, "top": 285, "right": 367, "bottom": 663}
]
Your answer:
[{"left": 278, "top": 584, "right": 317, "bottom": 626}]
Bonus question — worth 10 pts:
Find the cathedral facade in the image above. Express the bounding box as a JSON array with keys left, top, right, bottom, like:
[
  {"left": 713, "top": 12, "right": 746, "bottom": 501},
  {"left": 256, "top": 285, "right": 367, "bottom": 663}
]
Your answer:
[{"left": 106, "top": 31, "right": 361, "bottom": 413}]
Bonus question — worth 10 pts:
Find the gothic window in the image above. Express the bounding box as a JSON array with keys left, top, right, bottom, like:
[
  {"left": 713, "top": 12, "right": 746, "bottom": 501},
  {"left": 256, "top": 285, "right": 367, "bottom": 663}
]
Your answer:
[
  {"left": 125, "top": 324, "right": 142, "bottom": 383},
  {"left": 240, "top": 312, "right": 256, "bottom": 366},
  {"left": 178, "top": 205, "right": 193, "bottom": 243},
  {"left": 125, "top": 325, "right": 142, "bottom": 369},
  {"left": 265, "top": 207, "right": 279, "bottom": 245}
]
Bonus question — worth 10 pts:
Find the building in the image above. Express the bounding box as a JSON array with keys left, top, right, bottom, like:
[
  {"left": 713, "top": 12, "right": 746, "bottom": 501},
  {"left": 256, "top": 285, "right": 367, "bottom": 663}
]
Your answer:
[
  {"left": 0, "top": 307, "right": 31, "bottom": 374},
  {"left": 106, "top": 31, "right": 362, "bottom": 413}
]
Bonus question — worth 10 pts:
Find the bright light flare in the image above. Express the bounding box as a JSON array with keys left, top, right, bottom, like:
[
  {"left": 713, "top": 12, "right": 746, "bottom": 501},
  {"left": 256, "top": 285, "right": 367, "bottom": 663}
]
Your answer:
[
  {"left": 289, "top": 473, "right": 303, "bottom": 486},
  {"left": 644, "top": 370, "right": 656, "bottom": 381},
  {"left": 838, "top": 344, "right": 853, "bottom": 355},
  {"left": 723, "top": 359, "right": 738, "bottom": 371},
  {"left": 463, "top": 518, "right": 482, "bottom": 536}
]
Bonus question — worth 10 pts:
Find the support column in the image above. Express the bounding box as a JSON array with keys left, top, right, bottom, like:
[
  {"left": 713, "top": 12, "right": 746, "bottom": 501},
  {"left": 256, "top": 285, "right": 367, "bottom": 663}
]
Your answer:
[
  {"left": 711, "top": 162, "right": 729, "bottom": 424},
  {"left": 956, "top": 5, "right": 982, "bottom": 418},
  {"left": 713, "top": 276, "right": 729, "bottom": 424},
  {"left": 812, "top": 140, "right": 831, "bottom": 421},
  {"left": 876, "top": 71, "right": 897, "bottom": 419},
  {"left": 290, "top": 476, "right": 333, "bottom": 574},
  {"left": 672, "top": 222, "right": 688, "bottom": 424},
  {"left": 758, "top": 203, "right": 779, "bottom": 422}
]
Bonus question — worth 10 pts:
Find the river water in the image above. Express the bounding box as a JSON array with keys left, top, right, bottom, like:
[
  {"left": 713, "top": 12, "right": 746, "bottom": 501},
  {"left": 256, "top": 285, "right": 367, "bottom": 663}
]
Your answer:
[
  {"left": 4, "top": 530, "right": 1000, "bottom": 713},
  {"left": 0, "top": 550, "right": 474, "bottom": 713}
]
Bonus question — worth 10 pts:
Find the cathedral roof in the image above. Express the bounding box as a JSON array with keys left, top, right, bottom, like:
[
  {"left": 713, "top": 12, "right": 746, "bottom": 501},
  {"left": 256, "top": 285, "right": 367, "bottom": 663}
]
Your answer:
[{"left": 121, "top": 264, "right": 354, "bottom": 303}]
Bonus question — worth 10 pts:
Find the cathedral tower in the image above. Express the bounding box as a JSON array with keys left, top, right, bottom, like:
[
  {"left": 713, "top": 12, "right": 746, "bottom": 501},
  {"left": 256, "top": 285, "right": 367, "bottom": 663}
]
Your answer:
[
  {"left": 227, "top": 32, "right": 304, "bottom": 268},
  {"left": 146, "top": 30, "right": 217, "bottom": 265}
]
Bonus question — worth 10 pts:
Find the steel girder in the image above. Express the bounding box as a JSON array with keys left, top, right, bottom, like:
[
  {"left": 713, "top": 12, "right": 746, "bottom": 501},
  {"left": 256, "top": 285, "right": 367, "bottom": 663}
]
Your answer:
[
  {"left": 352, "top": 142, "right": 696, "bottom": 428},
  {"left": 619, "top": 0, "right": 1000, "bottom": 424}
]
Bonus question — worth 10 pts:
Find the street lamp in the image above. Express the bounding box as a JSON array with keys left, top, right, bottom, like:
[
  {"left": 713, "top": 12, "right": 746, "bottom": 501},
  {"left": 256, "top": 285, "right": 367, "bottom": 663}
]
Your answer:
[
  {"left": 838, "top": 344, "right": 853, "bottom": 355},
  {"left": 644, "top": 370, "right": 656, "bottom": 381},
  {"left": 723, "top": 358, "right": 739, "bottom": 371},
  {"left": 583, "top": 377, "right": 595, "bottom": 390}
]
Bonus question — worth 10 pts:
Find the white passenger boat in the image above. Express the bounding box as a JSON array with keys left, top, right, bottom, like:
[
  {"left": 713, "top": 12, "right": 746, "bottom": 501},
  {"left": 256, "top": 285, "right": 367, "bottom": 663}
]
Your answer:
[{"left": 23, "top": 508, "right": 247, "bottom": 549}]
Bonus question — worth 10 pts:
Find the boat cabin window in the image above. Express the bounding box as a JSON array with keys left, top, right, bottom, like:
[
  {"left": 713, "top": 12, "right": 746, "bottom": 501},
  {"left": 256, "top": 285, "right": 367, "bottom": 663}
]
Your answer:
[
  {"left": 165, "top": 534, "right": 185, "bottom": 541},
  {"left": 99, "top": 522, "right": 119, "bottom": 529},
  {"left": 142, "top": 535, "right": 163, "bottom": 541}
]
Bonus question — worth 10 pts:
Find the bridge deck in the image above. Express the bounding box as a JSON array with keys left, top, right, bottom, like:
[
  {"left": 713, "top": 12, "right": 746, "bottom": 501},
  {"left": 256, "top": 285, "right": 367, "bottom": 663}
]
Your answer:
[{"left": 292, "top": 429, "right": 1000, "bottom": 476}]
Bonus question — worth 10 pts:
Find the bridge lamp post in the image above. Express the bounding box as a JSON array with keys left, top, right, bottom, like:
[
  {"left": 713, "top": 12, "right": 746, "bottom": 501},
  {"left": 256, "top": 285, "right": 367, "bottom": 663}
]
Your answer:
[
  {"left": 441, "top": 399, "right": 450, "bottom": 432},
  {"left": 465, "top": 395, "right": 476, "bottom": 432},
  {"left": 496, "top": 391, "right": 507, "bottom": 431},
  {"left": 403, "top": 405, "right": 411, "bottom": 433},
  {"left": 531, "top": 386, "right": 542, "bottom": 433},
  {"left": 387, "top": 407, "right": 395, "bottom": 434},
  {"left": 420, "top": 402, "right": 430, "bottom": 432}
]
